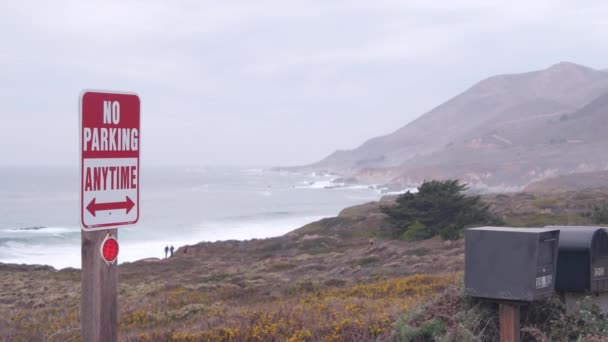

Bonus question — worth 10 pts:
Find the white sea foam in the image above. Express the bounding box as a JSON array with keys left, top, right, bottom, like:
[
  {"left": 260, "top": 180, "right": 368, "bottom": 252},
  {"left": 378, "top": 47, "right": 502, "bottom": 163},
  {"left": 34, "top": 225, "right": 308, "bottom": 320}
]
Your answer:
[
  {"left": 116, "top": 216, "right": 318, "bottom": 263},
  {"left": 0, "top": 241, "right": 81, "bottom": 269},
  {"left": 296, "top": 180, "right": 378, "bottom": 191},
  {"left": 240, "top": 168, "right": 264, "bottom": 174},
  {"left": 5, "top": 226, "right": 77, "bottom": 235},
  {"left": 295, "top": 180, "right": 336, "bottom": 189},
  {"left": 342, "top": 184, "right": 374, "bottom": 190},
  {"left": 0, "top": 215, "right": 326, "bottom": 269},
  {"left": 192, "top": 215, "right": 325, "bottom": 243}
]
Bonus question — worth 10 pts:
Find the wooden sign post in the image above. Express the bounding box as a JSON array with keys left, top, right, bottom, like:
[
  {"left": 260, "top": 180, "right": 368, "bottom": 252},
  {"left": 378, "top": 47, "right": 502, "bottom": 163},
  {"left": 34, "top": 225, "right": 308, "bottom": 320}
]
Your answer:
[
  {"left": 79, "top": 90, "right": 140, "bottom": 341},
  {"left": 81, "top": 229, "right": 118, "bottom": 341},
  {"left": 499, "top": 302, "right": 521, "bottom": 342}
]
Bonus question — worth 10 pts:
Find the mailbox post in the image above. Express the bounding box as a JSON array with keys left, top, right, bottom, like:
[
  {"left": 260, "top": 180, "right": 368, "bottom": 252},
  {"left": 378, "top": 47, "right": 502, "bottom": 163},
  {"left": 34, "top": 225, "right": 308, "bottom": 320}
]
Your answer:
[
  {"left": 465, "top": 227, "right": 561, "bottom": 342},
  {"left": 548, "top": 226, "right": 608, "bottom": 313}
]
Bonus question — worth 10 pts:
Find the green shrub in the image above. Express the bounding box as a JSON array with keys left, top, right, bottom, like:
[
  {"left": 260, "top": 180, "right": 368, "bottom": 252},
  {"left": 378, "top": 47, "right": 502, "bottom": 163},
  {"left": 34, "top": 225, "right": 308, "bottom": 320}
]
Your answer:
[
  {"left": 441, "top": 326, "right": 478, "bottom": 342},
  {"left": 592, "top": 201, "right": 608, "bottom": 224},
  {"left": 390, "top": 276, "right": 608, "bottom": 342},
  {"left": 523, "top": 295, "right": 608, "bottom": 341},
  {"left": 383, "top": 180, "right": 503, "bottom": 240},
  {"left": 402, "top": 221, "right": 433, "bottom": 241},
  {"left": 391, "top": 317, "right": 445, "bottom": 341},
  {"left": 439, "top": 224, "right": 462, "bottom": 240}
]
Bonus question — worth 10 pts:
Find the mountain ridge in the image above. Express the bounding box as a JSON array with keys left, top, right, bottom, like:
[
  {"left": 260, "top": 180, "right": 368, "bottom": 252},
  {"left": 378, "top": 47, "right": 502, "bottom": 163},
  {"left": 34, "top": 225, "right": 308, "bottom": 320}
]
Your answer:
[{"left": 304, "top": 62, "right": 608, "bottom": 190}]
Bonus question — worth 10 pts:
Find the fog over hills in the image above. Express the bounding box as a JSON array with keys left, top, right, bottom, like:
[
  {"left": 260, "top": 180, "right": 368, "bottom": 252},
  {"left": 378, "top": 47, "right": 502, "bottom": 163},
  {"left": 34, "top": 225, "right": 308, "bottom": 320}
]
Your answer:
[{"left": 306, "top": 62, "right": 608, "bottom": 190}]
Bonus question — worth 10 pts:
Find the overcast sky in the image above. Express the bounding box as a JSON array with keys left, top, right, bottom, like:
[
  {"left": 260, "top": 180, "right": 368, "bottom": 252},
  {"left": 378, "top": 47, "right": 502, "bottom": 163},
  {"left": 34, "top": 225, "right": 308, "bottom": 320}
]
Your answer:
[{"left": 1, "top": 1, "right": 607, "bottom": 167}]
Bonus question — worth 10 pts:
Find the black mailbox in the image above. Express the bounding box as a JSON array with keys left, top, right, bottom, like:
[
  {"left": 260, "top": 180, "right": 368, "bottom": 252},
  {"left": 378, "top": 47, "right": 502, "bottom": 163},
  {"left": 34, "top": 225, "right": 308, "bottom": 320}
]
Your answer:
[
  {"left": 465, "top": 227, "right": 560, "bottom": 301},
  {"left": 548, "top": 226, "right": 608, "bottom": 293}
]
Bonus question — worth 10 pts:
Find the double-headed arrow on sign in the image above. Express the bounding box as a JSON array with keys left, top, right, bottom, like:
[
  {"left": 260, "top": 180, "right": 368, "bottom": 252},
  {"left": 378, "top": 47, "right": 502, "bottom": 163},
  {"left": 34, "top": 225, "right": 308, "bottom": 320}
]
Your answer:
[{"left": 86, "top": 196, "right": 135, "bottom": 217}]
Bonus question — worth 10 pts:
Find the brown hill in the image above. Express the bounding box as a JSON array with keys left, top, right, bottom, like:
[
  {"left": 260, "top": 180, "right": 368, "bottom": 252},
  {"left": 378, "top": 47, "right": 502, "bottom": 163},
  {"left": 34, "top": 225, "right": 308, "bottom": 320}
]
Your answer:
[
  {"left": 524, "top": 170, "right": 608, "bottom": 193},
  {"left": 306, "top": 62, "right": 608, "bottom": 189}
]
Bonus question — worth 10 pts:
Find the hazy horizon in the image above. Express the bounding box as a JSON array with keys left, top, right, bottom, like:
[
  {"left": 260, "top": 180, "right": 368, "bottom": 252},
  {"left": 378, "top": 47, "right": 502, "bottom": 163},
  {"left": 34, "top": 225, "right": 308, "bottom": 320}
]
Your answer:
[{"left": 1, "top": 1, "right": 607, "bottom": 167}]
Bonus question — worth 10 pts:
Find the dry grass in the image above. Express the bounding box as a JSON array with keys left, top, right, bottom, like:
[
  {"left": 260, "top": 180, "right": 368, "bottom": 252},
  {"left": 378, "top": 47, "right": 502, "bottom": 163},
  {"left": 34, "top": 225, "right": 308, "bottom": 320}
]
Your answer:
[
  {"left": 1, "top": 272, "right": 457, "bottom": 342},
  {"left": 122, "top": 274, "right": 457, "bottom": 341}
]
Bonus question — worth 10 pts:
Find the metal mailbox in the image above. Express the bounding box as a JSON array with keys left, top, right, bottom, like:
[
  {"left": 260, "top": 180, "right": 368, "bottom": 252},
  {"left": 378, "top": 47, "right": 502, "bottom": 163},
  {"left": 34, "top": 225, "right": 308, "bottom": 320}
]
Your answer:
[
  {"left": 465, "top": 227, "right": 560, "bottom": 301},
  {"left": 548, "top": 226, "right": 608, "bottom": 293}
]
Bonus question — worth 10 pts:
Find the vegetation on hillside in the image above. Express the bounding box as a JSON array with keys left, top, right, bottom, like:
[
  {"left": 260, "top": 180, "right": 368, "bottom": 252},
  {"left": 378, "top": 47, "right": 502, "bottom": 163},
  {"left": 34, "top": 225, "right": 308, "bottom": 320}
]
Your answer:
[
  {"left": 392, "top": 278, "right": 608, "bottom": 341},
  {"left": 483, "top": 189, "right": 608, "bottom": 227},
  {"left": 5, "top": 187, "right": 608, "bottom": 340},
  {"left": 591, "top": 201, "right": 608, "bottom": 224},
  {"left": 3, "top": 272, "right": 457, "bottom": 341},
  {"left": 382, "top": 180, "right": 502, "bottom": 240}
]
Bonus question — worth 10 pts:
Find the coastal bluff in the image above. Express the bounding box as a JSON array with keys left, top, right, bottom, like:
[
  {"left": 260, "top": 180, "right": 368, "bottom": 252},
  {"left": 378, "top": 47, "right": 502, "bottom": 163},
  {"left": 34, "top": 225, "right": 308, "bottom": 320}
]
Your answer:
[{"left": 3, "top": 187, "right": 608, "bottom": 340}]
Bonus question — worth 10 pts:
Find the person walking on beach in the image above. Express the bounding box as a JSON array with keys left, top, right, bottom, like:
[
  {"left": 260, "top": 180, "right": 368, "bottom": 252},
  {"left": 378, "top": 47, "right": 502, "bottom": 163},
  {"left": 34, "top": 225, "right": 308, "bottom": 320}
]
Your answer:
[
  {"left": 164, "top": 245, "right": 169, "bottom": 259},
  {"left": 170, "top": 245, "right": 175, "bottom": 257}
]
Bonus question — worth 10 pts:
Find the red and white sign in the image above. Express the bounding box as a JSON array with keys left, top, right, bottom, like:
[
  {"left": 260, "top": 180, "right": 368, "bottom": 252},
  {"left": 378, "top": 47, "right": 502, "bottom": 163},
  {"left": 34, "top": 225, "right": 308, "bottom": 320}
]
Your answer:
[{"left": 80, "top": 90, "right": 140, "bottom": 230}]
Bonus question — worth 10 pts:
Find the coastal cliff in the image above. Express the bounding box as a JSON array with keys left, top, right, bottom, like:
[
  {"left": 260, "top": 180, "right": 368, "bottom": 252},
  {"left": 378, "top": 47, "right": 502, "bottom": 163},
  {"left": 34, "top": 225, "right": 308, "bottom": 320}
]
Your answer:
[{"left": 3, "top": 187, "right": 608, "bottom": 340}]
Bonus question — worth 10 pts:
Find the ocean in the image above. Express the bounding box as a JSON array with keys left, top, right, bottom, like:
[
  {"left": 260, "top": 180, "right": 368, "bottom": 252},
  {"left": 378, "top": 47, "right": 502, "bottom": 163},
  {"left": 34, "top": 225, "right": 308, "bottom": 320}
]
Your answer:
[{"left": 0, "top": 166, "right": 394, "bottom": 269}]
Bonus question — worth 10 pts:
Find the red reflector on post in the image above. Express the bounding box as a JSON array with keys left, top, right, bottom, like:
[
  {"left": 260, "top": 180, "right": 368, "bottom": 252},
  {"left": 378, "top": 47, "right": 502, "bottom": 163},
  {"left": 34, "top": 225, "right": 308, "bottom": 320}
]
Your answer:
[{"left": 100, "top": 233, "right": 119, "bottom": 265}]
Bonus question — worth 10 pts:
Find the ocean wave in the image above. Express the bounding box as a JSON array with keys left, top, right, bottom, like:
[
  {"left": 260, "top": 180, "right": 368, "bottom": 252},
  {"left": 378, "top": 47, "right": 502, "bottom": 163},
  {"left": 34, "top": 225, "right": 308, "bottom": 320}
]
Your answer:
[
  {"left": 0, "top": 237, "right": 28, "bottom": 247},
  {"left": 295, "top": 180, "right": 419, "bottom": 194},
  {"left": 240, "top": 168, "right": 265, "bottom": 174},
  {"left": 377, "top": 187, "right": 419, "bottom": 195},
  {"left": 0, "top": 215, "right": 328, "bottom": 269},
  {"left": 9, "top": 225, "right": 46, "bottom": 231},
  {"left": 0, "top": 239, "right": 80, "bottom": 269},
  {"left": 308, "top": 171, "right": 339, "bottom": 178},
  {"left": 294, "top": 180, "right": 336, "bottom": 189},
  {"left": 341, "top": 184, "right": 375, "bottom": 190},
  {"left": 192, "top": 215, "right": 326, "bottom": 243},
  {"left": 3, "top": 226, "right": 77, "bottom": 235},
  {"left": 295, "top": 179, "right": 376, "bottom": 190},
  {"left": 224, "top": 211, "right": 293, "bottom": 221}
]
